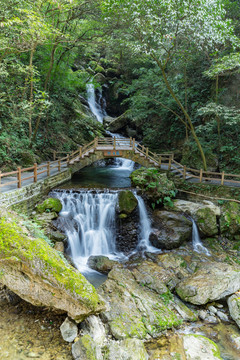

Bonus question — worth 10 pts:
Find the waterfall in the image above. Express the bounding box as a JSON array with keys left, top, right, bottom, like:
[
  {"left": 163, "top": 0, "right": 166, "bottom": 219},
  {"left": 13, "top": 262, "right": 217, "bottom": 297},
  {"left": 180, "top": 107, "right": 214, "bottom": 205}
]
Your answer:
[
  {"left": 52, "top": 190, "right": 119, "bottom": 272},
  {"left": 86, "top": 83, "right": 106, "bottom": 123},
  {"left": 107, "top": 131, "right": 135, "bottom": 171},
  {"left": 191, "top": 218, "right": 211, "bottom": 256},
  {"left": 136, "top": 195, "right": 159, "bottom": 253}
]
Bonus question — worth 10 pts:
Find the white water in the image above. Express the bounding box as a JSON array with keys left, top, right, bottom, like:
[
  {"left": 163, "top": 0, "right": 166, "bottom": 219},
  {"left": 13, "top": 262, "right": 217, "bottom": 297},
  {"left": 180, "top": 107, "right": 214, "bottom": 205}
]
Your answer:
[
  {"left": 136, "top": 195, "right": 160, "bottom": 253},
  {"left": 86, "top": 83, "right": 106, "bottom": 123},
  {"left": 53, "top": 190, "right": 120, "bottom": 272},
  {"left": 191, "top": 218, "right": 211, "bottom": 256}
]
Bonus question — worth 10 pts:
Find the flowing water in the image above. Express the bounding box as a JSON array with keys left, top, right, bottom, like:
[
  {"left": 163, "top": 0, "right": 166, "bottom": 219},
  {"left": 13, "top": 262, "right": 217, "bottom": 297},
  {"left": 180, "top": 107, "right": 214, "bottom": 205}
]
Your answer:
[
  {"left": 86, "top": 82, "right": 106, "bottom": 123},
  {"left": 191, "top": 218, "right": 211, "bottom": 256}
]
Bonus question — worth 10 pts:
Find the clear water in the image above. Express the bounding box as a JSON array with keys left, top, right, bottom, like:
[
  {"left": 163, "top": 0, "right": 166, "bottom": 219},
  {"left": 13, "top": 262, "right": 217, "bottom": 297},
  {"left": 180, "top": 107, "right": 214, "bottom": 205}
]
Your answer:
[
  {"left": 191, "top": 218, "right": 211, "bottom": 256},
  {"left": 86, "top": 82, "right": 106, "bottom": 123}
]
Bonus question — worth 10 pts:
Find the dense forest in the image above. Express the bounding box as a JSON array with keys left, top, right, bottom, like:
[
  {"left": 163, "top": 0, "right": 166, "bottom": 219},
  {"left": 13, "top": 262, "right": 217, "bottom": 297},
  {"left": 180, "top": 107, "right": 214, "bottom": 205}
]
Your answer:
[{"left": 0, "top": 0, "right": 240, "bottom": 173}]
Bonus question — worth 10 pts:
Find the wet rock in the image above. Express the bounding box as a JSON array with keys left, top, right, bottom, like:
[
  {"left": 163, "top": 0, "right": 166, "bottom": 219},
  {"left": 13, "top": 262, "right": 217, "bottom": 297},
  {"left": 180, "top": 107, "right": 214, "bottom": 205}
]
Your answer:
[
  {"left": 227, "top": 292, "right": 240, "bottom": 328},
  {"left": 98, "top": 267, "right": 193, "bottom": 340},
  {"left": 205, "top": 315, "right": 219, "bottom": 324},
  {"left": 220, "top": 202, "right": 240, "bottom": 236},
  {"left": 36, "top": 198, "right": 62, "bottom": 214},
  {"left": 87, "top": 256, "right": 119, "bottom": 274},
  {"left": 216, "top": 311, "right": 229, "bottom": 322},
  {"left": 150, "top": 211, "right": 192, "bottom": 250},
  {"left": 208, "top": 305, "right": 217, "bottom": 314},
  {"left": 169, "top": 199, "right": 220, "bottom": 237},
  {"left": 48, "top": 229, "right": 66, "bottom": 243},
  {"left": 81, "top": 315, "right": 106, "bottom": 347},
  {"left": 183, "top": 334, "right": 223, "bottom": 359},
  {"left": 118, "top": 190, "right": 138, "bottom": 216},
  {"left": 107, "top": 114, "right": 128, "bottom": 132},
  {"left": 72, "top": 334, "right": 102, "bottom": 360},
  {"left": 0, "top": 210, "right": 105, "bottom": 322},
  {"left": 35, "top": 212, "right": 58, "bottom": 227},
  {"left": 176, "top": 261, "right": 240, "bottom": 305},
  {"left": 60, "top": 318, "right": 78, "bottom": 343},
  {"left": 199, "top": 310, "right": 208, "bottom": 320},
  {"left": 108, "top": 338, "right": 148, "bottom": 360},
  {"left": 54, "top": 241, "right": 65, "bottom": 252},
  {"left": 103, "top": 115, "right": 114, "bottom": 127}
]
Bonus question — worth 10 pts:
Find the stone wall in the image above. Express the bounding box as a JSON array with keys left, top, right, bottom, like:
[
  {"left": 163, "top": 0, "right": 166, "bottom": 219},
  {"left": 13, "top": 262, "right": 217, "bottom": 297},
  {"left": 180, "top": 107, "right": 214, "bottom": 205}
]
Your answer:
[{"left": 0, "top": 169, "right": 71, "bottom": 213}]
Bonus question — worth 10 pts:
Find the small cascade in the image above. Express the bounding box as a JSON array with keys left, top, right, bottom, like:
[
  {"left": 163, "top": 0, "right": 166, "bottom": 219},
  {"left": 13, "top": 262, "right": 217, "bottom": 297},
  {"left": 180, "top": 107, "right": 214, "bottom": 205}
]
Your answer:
[
  {"left": 191, "top": 218, "right": 211, "bottom": 256},
  {"left": 86, "top": 82, "right": 106, "bottom": 123},
  {"left": 52, "top": 190, "right": 120, "bottom": 273},
  {"left": 136, "top": 195, "right": 160, "bottom": 253},
  {"left": 107, "top": 131, "right": 135, "bottom": 171}
]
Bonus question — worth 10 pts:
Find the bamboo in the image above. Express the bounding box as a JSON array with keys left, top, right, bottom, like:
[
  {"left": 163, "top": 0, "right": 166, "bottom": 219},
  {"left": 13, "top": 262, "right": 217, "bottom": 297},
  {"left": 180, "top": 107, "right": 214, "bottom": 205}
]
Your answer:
[{"left": 34, "top": 163, "right": 37, "bottom": 182}]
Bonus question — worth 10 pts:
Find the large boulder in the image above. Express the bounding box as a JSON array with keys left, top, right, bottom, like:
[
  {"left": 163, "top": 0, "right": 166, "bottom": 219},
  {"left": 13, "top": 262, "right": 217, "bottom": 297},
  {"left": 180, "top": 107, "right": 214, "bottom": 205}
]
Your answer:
[
  {"left": 107, "top": 114, "right": 128, "bottom": 132},
  {"left": 36, "top": 197, "right": 62, "bottom": 214},
  {"left": 0, "top": 211, "right": 105, "bottom": 322},
  {"left": 227, "top": 292, "right": 240, "bottom": 329},
  {"left": 98, "top": 266, "right": 196, "bottom": 340},
  {"left": 87, "top": 256, "right": 120, "bottom": 274},
  {"left": 118, "top": 190, "right": 138, "bottom": 216},
  {"left": 220, "top": 201, "right": 240, "bottom": 236},
  {"left": 169, "top": 199, "right": 220, "bottom": 237},
  {"left": 176, "top": 261, "right": 240, "bottom": 305},
  {"left": 149, "top": 211, "right": 192, "bottom": 249}
]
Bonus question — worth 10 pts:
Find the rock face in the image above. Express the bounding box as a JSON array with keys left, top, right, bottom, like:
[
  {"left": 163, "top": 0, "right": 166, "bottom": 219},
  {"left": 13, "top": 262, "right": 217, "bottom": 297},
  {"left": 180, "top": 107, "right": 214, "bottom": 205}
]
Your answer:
[
  {"left": 220, "top": 201, "right": 240, "bottom": 236},
  {"left": 87, "top": 256, "right": 119, "bottom": 274},
  {"left": 0, "top": 211, "right": 105, "bottom": 322},
  {"left": 98, "top": 266, "right": 196, "bottom": 340},
  {"left": 108, "top": 339, "right": 148, "bottom": 360},
  {"left": 183, "top": 334, "right": 223, "bottom": 360},
  {"left": 150, "top": 211, "right": 192, "bottom": 250},
  {"left": 176, "top": 261, "right": 240, "bottom": 305},
  {"left": 228, "top": 292, "right": 240, "bottom": 328},
  {"left": 169, "top": 199, "right": 220, "bottom": 237},
  {"left": 117, "top": 191, "right": 139, "bottom": 253},
  {"left": 107, "top": 114, "right": 128, "bottom": 132}
]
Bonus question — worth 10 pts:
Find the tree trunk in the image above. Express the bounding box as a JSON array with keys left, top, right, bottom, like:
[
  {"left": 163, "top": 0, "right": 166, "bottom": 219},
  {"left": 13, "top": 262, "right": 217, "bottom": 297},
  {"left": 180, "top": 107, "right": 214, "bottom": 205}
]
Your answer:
[{"left": 151, "top": 54, "right": 207, "bottom": 171}]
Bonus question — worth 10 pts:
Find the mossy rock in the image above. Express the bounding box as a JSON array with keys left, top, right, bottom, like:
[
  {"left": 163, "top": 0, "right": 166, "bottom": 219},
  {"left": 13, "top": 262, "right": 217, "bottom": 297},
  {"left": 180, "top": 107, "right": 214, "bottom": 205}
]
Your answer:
[
  {"left": 72, "top": 334, "right": 98, "bottom": 360},
  {"left": 118, "top": 190, "right": 138, "bottom": 215},
  {"left": 36, "top": 197, "right": 62, "bottom": 214},
  {"left": 0, "top": 210, "right": 105, "bottom": 322},
  {"left": 220, "top": 202, "right": 240, "bottom": 236}
]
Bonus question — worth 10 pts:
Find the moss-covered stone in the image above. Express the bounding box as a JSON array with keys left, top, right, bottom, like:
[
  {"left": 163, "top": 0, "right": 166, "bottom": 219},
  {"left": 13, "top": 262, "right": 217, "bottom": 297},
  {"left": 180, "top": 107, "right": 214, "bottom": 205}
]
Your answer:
[
  {"left": 72, "top": 335, "right": 98, "bottom": 360},
  {"left": 220, "top": 201, "right": 240, "bottom": 236},
  {"left": 118, "top": 190, "right": 138, "bottom": 215},
  {"left": 36, "top": 197, "right": 62, "bottom": 214},
  {"left": 0, "top": 210, "right": 105, "bottom": 321}
]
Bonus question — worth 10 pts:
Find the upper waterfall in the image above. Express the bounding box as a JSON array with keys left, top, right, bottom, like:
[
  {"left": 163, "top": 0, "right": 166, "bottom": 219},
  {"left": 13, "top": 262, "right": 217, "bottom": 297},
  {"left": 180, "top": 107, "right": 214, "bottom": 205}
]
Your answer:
[{"left": 86, "top": 82, "right": 106, "bottom": 123}]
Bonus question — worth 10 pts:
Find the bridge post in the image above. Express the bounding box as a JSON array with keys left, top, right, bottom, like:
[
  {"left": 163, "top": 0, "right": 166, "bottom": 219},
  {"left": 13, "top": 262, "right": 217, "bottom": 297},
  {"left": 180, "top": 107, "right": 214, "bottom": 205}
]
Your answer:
[
  {"left": 168, "top": 156, "right": 172, "bottom": 171},
  {"left": 79, "top": 146, "right": 82, "bottom": 158},
  {"left": 34, "top": 163, "right": 37, "bottom": 183},
  {"left": 130, "top": 137, "right": 132, "bottom": 146},
  {"left": 221, "top": 172, "right": 225, "bottom": 185},
  {"left": 113, "top": 137, "right": 116, "bottom": 150},
  {"left": 159, "top": 156, "right": 162, "bottom": 167},
  {"left": 53, "top": 150, "right": 56, "bottom": 161},
  {"left": 199, "top": 169, "right": 203, "bottom": 183},
  {"left": 183, "top": 165, "right": 186, "bottom": 180},
  {"left": 58, "top": 160, "right": 61, "bottom": 172},
  {"left": 94, "top": 137, "right": 98, "bottom": 148},
  {"left": 47, "top": 161, "right": 50, "bottom": 176},
  {"left": 67, "top": 154, "right": 70, "bottom": 166},
  {"left": 17, "top": 167, "right": 21, "bottom": 188},
  {"left": 146, "top": 147, "right": 149, "bottom": 157},
  {"left": 132, "top": 138, "right": 135, "bottom": 150}
]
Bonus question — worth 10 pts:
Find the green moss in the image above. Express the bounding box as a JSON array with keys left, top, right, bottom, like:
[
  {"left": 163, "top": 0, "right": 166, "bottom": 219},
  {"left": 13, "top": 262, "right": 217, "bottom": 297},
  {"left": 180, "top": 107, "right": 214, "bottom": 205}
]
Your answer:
[
  {"left": 36, "top": 198, "right": 62, "bottom": 214},
  {"left": 80, "top": 335, "right": 98, "bottom": 360},
  {"left": 159, "top": 290, "right": 174, "bottom": 305},
  {"left": 190, "top": 335, "right": 222, "bottom": 359},
  {"left": 118, "top": 190, "right": 138, "bottom": 215},
  {"left": 0, "top": 214, "right": 103, "bottom": 312}
]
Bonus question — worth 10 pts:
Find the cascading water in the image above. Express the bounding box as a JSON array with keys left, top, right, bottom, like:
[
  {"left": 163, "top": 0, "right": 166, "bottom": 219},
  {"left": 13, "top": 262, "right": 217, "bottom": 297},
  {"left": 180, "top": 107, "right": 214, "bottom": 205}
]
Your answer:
[
  {"left": 191, "top": 218, "right": 211, "bottom": 256},
  {"left": 52, "top": 190, "right": 120, "bottom": 274},
  {"left": 136, "top": 194, "right": 160, "bottom": 253},
  {"left": 86, "top": 82, "right": 106, "bottom": 123}
]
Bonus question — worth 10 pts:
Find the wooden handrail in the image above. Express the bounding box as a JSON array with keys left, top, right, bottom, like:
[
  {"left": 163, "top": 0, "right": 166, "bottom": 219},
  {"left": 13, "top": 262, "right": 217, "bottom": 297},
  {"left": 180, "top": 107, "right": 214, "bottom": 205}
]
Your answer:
[{"left": 0, "top": 137, "right": 240, "bottom": 192}]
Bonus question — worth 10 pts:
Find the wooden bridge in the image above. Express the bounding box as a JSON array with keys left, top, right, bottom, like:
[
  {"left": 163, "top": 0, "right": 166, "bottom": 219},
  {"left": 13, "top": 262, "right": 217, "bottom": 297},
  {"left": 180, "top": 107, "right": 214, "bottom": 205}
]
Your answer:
[{"left": 0, "top": 137, "right": 240, "bottom": 193}]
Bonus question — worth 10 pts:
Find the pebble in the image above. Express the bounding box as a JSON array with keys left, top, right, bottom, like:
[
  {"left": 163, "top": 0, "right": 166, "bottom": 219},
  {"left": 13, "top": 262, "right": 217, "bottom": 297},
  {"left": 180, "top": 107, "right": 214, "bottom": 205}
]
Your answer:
[
  {"left": 208, "top": 305, "right": 217, "bottom": 314},
  {"left": 199, "top": 310, "right": 207, "bottom": 320},
  {"left": 216, "top": 311, "right": 229, "bottom": 322},
  {"left": 205, "top": 315, "right": 219, "bottom": 324},
  {"left": 26, "top": 352, "right": 40, "bottom": 358}
]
